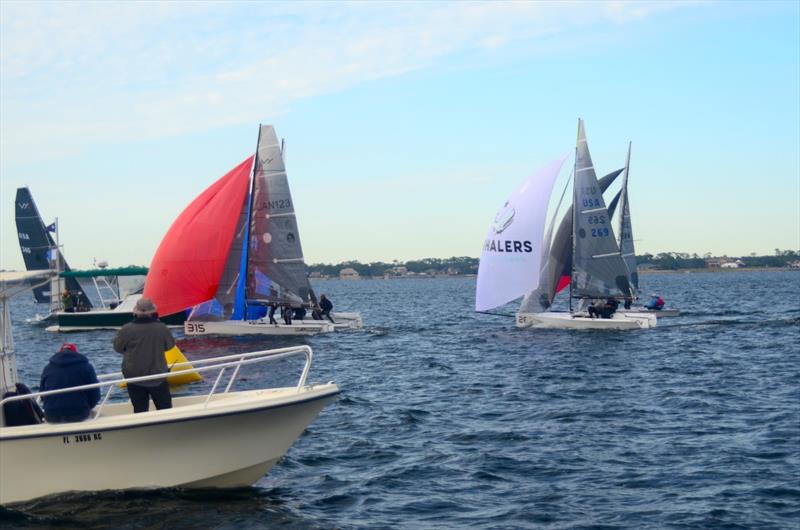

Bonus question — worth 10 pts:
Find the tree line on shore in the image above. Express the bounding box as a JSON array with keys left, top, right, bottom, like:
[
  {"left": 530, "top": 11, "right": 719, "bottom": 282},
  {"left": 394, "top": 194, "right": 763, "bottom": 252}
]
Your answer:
[{"left": 308, "top": 249, "right": 800, "bottom": 278}]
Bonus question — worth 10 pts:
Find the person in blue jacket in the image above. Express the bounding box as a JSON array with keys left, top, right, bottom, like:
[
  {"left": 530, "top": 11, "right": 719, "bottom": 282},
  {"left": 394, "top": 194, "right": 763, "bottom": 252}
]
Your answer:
[
  {"left": 39, "top": 343, "right": 101, "bottom": 423},
  {"left": 644, "top": 293, "right": 665, "bottom": 310}
]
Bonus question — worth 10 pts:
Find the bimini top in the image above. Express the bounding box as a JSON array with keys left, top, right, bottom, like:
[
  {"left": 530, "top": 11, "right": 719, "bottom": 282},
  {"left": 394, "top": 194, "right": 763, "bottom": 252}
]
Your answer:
[
  {"left": 0, "top": 270, "right": 55, "bottom": 300},
  {"left": 60, "top": 267, "right": 148, "bottom": 278}
]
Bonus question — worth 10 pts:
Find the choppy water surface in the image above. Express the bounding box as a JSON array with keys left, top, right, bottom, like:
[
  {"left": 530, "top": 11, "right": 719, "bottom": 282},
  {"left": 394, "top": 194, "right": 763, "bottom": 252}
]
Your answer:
[{"left": 2, "top": 271, "right": 799, "bottom": 529}]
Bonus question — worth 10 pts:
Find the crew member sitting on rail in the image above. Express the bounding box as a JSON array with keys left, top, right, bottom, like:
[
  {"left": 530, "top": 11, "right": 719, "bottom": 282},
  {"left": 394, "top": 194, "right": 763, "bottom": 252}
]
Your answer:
[
  {"left": 644, "top": 293, "right": 665, "bottom": 310},
  {"left": 601, "top": 297, "right": 620, "bottom": 318},
  {"left": 39, "top": 343, "right": 100, "bottom": 423}
]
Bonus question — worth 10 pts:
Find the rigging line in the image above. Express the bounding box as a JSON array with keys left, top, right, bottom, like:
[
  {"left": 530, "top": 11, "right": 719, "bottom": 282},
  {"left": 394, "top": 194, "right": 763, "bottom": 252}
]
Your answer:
[{"left": 476, "top": 310, "right": 516, "bottom": 318}]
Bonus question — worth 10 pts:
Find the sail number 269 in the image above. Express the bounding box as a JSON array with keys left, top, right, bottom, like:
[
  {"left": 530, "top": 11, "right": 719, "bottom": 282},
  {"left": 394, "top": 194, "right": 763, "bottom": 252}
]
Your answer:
[{"left": 591, "top": 228, "right": 610, "bottom": 237}]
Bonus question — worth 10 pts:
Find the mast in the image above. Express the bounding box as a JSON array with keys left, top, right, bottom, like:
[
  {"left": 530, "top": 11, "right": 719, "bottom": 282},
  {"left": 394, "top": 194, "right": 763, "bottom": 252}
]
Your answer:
[
  {"left": 52, "top": 217, "right": 63, "bottom": 311},
  {"left": 619, "top": 141, "right": 631, "bottom": 245},
  {"left": 569, "top": 120, "right": 579, "bottom": 313},
  {"left": 240, "top": 125, "right": 262, "bottom": 312}
]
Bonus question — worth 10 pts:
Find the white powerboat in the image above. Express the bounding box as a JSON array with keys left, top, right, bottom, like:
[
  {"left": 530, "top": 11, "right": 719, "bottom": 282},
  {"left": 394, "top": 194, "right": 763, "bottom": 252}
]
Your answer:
[
  {"left": 0, "top": 270, "right": 338, "bottom": 505},
  {"left": 0, "top": 346, "right": 338, "bottom": 505}
]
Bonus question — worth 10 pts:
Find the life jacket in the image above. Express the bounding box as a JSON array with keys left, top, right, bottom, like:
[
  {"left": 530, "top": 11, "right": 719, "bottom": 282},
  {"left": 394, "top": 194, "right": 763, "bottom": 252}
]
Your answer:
[{"left": 2, "top": 383, "right": 45, "bottom": 426}]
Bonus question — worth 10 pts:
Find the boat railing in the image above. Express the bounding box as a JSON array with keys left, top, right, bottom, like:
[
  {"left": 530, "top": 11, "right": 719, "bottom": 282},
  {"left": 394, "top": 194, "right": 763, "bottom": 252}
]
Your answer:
[{"left": 0, "top": 345, "right": 314, "bottom": 424}]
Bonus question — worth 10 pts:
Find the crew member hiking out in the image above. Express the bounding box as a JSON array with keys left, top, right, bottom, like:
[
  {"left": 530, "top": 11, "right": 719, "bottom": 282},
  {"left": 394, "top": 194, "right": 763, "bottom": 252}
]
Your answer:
[{"left": 319, "top": 294, "right": 335, "bottom": 323}]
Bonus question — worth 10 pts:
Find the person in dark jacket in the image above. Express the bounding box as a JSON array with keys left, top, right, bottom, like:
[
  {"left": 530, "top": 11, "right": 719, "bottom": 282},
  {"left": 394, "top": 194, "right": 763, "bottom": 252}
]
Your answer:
[
  {"left": 281, "top": 303, "right": 293, "bottom": 325},
  {"left": 113, "top": 298, "right": 175, "bottom": 413},
  {"left": 319, "top": 294, "right": 335, "bottom": 323},
  {"left": 600, "top": 297, "right": 620, "bottom": 319},
  {"left": 39, "top": 343, "right": 100, "bottom": 423}
]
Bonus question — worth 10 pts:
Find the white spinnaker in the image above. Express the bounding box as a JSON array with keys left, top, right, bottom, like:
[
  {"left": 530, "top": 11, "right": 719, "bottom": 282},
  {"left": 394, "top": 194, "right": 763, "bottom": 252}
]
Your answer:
[{"left": 475, "top": 156, "right": 567, "bottom": 312}]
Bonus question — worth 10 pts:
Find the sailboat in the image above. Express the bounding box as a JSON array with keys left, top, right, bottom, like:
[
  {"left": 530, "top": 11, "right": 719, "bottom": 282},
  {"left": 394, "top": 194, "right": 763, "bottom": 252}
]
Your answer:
[
  {"left": 14, "top": 188, "right": 186, "bottom": 331},
  {"left": 476, "top": 119, "right": 656, "bottom": 330},
  {"left": 609, "top": 144, "right": 680, "bottom": 317},
  {"left": 144, "top": 125, "right": 362, "bottom": 336}
]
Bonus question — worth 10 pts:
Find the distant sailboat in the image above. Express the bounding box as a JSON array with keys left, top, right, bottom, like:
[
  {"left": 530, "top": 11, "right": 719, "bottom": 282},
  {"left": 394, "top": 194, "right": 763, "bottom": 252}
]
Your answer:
[
  {"left": 144, "top": 125, "right": 362, "bottom": 336},
  {"left": 477, "top": 119, "right": 656, "bottom": 330},
  {"left": 609, "top": 144, "right": 680, "bottom": 317}
]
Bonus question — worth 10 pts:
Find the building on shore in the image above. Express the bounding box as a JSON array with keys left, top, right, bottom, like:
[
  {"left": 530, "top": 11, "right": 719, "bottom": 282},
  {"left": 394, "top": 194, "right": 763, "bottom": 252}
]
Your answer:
[{"left": 339, "top": 267, "right": 360, "bottom": 280}]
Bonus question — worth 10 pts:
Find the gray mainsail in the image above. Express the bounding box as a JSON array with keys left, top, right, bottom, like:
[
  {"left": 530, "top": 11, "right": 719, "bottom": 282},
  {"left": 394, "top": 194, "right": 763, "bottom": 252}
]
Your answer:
[
  {"left": 617, "top": 142, "right": 638, "bottom": 292},
  {"left": 519, "top": 166, "right": 624, "bottom": 312},
  {"left": 246, "top": 125, "right": 314, "bottom": 306},
  {"left": 571, "top": 119, "right": 632, "bottom": 299}
]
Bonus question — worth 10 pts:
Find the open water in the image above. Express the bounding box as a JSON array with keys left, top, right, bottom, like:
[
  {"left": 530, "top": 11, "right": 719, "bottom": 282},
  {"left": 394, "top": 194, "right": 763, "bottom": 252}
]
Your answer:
[{"left": 2, "top": 271, "right": 799, "bottom": 529}]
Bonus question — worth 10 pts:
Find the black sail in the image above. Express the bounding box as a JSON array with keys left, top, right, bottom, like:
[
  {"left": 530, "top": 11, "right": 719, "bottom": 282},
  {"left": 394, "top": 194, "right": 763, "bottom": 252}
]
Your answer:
[{"left": 14, "top": 187, "right": 92, "bottom": 308}]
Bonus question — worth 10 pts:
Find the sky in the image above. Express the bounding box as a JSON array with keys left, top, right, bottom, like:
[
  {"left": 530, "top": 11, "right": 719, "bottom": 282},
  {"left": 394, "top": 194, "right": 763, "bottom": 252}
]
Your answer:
[{"left": 1, "top": 0, "right": 798, "bottom": 270}]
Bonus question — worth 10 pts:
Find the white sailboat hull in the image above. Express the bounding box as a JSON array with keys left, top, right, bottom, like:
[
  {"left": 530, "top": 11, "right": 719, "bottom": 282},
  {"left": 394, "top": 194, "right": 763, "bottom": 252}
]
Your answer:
[
  {"left": 185, "top": 320, "right": 334, "bottom": 336},
  {"left": 299, "top": 312, "right": 363, "bottom": 330},
  {"left": 0, "top": 385, "right": 338, "bottom": 505},
  {"left": 184, "top": 312, "right": 362, "bottom": 336},
  {"left": 620, "top": 307, "right": 680, "bottom": 317},
  {"left": 516, "top": 311, "right": 657, "bottom": 330}
]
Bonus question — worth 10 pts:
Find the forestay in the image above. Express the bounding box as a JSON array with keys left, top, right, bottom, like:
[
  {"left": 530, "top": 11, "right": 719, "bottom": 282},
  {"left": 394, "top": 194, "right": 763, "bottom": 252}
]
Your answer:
[
  {"left": 475, "top": 156, "right": 566, "bottom": 312},
  {"left": 571, "top": 119, "right": 632, "bottom": 299}
]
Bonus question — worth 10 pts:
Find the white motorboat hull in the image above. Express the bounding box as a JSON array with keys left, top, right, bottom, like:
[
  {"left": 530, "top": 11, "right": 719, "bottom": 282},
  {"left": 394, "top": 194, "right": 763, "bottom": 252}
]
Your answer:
[
  {"left": 620, "top": 307, "right": 680, "bottom": 317},
  {"left": 516, "top": 311, "right": 657, "bottom": 330},
  {"left": 184, "top": 320, "right": 335, "bottom": 336},
  {"left": 0, "top": 385, "right": 338, "bottom": 504}
]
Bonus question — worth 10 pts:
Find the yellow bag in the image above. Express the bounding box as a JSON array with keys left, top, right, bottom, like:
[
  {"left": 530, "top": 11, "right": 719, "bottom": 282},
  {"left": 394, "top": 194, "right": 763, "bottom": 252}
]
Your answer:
[
  {"left": 164, "top": 345, "right": 202, "bottom": 386},
  {"left": 120, "top": 345, "right": 201, "bottom": 388}
]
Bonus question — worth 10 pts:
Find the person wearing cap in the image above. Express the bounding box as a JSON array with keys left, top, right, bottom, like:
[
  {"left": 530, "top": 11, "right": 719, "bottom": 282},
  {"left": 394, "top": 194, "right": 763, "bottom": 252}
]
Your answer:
[
  {"left": 39, "top": 343, "right": 101, "bottom": 423},
  {"left": 113, "top": 298, "right": 175, "bottom": 413}
]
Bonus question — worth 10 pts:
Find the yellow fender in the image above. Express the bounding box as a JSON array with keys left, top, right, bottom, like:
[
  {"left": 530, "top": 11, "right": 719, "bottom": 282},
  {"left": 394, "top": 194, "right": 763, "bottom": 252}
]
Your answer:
[
  {"left": 165, "top": 345, "right": 202, "bottom": 386},
  {"left": 120, "top": 345, "right": 202, "bottom": 388}
]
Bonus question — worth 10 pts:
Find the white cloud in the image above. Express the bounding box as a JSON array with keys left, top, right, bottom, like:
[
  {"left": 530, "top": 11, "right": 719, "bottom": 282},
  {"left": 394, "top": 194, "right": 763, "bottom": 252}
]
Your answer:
[{"left": 0, "top": 1, "right": 690, "bottom": 166}]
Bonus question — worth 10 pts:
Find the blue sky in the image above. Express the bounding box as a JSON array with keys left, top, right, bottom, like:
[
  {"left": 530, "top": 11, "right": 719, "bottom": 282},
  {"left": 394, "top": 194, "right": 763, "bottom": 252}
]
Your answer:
[{"left": 1, "top": 1, "right": 798, "bottom": 269}]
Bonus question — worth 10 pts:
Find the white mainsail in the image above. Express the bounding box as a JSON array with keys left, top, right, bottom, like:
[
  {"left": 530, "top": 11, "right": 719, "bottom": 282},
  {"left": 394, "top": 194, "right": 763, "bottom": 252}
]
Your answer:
[{"left": 475, "top": 156, "right": 567, "bottom": 312}]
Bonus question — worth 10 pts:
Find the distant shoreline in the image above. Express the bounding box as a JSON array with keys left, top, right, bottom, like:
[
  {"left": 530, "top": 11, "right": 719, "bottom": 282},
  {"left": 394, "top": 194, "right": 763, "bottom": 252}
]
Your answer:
[
  {"left": 311, "top": 267, "right": 797, "bottom": 281},
  {"left": 639, "top": 267, "right": 796, "bottom": 274}
]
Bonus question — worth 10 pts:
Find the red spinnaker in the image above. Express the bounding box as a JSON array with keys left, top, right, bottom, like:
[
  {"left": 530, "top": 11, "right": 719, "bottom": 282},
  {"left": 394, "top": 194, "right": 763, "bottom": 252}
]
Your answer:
[
  {"left": 555, "top": 274, "right": 571, "bottom": 295},
  {"left": 144, "top": 156, "right": 254, "bottom": 316}
]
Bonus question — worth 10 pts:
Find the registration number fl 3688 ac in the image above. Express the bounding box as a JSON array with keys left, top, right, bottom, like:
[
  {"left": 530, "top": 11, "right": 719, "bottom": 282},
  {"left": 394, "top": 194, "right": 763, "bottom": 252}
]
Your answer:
[{"left": 62, "top": 432, "right": 103, "bottom": 444}]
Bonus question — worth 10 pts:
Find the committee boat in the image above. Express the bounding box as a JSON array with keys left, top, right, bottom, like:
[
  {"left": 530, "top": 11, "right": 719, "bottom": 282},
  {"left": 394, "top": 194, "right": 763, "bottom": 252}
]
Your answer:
[
  {"left": 15, "top": 187, "right": 187, "bottom": 331},
  {"left": 0, "top": 271, "right": 338, "bottom": 504},
  {"left": 476, "top": 120, "right": 656, "bottom": 331},
  {"left": 144, "top": 125, "right": 361, "bottom": 337}
]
